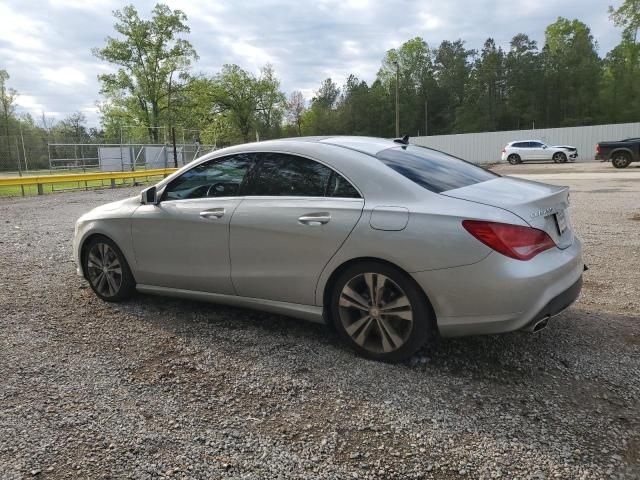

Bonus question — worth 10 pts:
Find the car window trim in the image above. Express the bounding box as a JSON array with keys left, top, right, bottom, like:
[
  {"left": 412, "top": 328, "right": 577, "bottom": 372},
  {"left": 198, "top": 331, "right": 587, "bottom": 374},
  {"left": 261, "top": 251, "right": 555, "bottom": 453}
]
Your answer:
[{"left": 156, "top": 148, "right": 363, "bottom": 199}]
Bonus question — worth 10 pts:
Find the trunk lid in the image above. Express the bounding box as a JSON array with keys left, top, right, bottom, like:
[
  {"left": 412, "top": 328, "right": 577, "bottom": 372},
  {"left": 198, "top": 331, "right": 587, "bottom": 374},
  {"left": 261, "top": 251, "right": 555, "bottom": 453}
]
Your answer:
[{"left": 442, "top": 176, "right": 574, "bottom": 249}]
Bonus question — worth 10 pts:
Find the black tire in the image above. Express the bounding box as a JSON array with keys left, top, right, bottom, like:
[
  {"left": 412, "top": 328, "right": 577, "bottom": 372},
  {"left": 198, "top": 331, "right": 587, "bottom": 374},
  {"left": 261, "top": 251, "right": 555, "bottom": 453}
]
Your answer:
[
  {"left": 507, "top": 154, "right": 521, "bottom": 165},
  {"left": 329, "top": 261, "right": 434, "bottom": 363},
  {"left": 552, "top": 152, "right": 567, "bottom": 163},
  {"left": 83, "top": 235, "right": 136, "bottom": 302},
  {"left": 612, "top": 152, "right": 631, "bottom": 169}
]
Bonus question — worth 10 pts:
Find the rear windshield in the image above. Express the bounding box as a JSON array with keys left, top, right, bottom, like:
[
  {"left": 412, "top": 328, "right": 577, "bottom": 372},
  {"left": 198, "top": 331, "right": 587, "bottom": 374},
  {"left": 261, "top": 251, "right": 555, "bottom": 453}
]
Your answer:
[{"left": 376, "top": 145, "right": 498, "bottom": 193}]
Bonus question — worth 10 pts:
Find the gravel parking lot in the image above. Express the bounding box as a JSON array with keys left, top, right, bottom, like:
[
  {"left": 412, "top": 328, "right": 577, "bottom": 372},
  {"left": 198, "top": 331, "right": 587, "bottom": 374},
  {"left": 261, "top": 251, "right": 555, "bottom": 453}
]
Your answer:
[{"left": 1, "top": 164, "right": 638, "bottom": 479}]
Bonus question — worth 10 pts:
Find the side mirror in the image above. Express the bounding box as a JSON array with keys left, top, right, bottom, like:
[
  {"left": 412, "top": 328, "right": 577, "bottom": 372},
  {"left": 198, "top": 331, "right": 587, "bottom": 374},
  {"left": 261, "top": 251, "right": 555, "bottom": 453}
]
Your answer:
[
  {"left": 542, "top": 145, "right": 548, "bottom": 149},
  {"left": 141, "top": 186, "right": 158, "bottom": 205}
]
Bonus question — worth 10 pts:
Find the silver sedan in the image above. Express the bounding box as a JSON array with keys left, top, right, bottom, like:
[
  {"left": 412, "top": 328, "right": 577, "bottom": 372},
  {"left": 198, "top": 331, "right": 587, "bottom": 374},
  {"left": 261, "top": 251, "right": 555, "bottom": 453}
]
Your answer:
[{"left": 73, "top": 136, "right": 584, "bottom": 362}]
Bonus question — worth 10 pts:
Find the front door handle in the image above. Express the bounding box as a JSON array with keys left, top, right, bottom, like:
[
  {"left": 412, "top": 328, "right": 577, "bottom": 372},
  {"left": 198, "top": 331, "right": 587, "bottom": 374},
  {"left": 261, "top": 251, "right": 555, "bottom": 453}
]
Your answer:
[
  {"left": 298, "top": 212, "right": 331, "bottom": 225},
  {"left": 200, "top": 208, "right": 225, "bottom": 219}
]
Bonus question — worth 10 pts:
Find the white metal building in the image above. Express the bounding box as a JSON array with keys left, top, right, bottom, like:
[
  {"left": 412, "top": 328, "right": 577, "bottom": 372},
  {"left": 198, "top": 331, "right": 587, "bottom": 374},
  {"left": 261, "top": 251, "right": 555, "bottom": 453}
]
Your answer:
[{"left": 411, "top": 122, "right": 640, "bottom": 165}]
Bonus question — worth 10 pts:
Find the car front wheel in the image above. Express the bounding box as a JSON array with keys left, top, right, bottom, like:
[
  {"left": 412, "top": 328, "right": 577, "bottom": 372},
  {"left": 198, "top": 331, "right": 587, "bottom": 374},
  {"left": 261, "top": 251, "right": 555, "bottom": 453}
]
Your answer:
[
  {"left": 83, "top": 236, "right": 135, "bottom": 302},
  {"left": 552, "top": 152, "right": 567, "bottom": 163},
  {"left": 330, "top": 261, "right": 433, "bottom": 363}
]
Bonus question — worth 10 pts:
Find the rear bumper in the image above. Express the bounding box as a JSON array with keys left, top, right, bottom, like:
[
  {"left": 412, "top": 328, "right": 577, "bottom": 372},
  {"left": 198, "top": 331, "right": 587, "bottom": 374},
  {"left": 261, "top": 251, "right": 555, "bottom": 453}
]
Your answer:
[
  {"left": 521, "top": 275, "right": 582, "bottom": 331},
  {"left": 411, "top": 236, "right": 584, "bottom": 337}
]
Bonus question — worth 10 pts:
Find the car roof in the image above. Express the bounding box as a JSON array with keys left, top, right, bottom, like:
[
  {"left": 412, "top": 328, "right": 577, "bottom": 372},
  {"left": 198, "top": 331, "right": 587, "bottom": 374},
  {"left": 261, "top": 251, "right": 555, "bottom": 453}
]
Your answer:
[{"left": 254, "top": 135, "right": 399, "bottom": 156}]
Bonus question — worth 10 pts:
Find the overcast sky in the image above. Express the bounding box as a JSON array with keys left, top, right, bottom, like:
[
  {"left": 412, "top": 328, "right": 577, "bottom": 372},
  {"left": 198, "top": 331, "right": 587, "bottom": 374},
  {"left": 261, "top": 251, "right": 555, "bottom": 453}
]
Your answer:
[{"left": 0, "top": 0, "right": 624, "bottom": 127}]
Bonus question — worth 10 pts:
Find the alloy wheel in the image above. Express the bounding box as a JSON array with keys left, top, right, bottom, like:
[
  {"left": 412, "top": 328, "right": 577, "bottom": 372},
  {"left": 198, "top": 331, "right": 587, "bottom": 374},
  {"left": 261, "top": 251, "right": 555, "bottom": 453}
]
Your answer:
[
  {"left": 553, "top": 152, "right": 566, "bottom": 163},
  {"left": 86, "top": 243, "right": 123, "bottom": 298},
  {"left": 612, "top": 154, "right": 630, "bottom": 168},
  {"left": 338, "top": 272, "right": 414, "bottom": 354}
]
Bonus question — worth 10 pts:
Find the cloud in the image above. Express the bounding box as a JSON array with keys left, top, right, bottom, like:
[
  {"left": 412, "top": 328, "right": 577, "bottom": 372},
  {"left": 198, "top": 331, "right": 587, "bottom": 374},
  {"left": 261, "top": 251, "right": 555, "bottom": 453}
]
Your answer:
[{"left": 0, "top": 0, "right": 622, "bottom": 127}]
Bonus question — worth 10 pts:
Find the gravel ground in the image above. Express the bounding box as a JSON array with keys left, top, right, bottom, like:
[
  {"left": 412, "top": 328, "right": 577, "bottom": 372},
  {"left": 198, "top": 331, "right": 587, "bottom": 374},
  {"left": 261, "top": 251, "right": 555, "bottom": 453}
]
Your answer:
[{"left": 0, "top": 171, "right": 638, "bottom": 479}]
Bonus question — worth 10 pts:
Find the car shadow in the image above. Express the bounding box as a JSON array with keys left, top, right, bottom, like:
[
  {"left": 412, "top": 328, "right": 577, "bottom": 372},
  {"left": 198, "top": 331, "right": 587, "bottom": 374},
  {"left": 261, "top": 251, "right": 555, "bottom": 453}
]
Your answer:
[{"left": 122, "top": 293, "right": 637, "bottom": 383}]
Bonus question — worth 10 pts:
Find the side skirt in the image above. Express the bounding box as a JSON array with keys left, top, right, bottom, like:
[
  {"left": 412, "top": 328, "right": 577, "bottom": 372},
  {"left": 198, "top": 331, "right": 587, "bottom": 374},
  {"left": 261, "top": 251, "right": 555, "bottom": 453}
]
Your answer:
[{"left": 136, "top": 284, "right": 326, "bottom": 324}]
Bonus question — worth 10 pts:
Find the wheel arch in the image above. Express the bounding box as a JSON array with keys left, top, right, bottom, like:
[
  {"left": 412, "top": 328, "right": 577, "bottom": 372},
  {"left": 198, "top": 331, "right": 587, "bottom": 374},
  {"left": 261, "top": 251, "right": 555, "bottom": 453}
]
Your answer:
[
  {"left": 610, "top": 147, "right": 633, "bottom": 159},
  {"left": 320, "top": 256, "right": 438, "bottom": 330},
  {"left": 79, "top": 232, "right": 135, "bottom": 282}
]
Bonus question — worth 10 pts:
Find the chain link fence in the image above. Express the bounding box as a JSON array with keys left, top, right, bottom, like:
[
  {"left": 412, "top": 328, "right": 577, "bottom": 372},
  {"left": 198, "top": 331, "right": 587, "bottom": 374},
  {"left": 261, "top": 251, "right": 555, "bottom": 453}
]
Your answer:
[{"left": 0, "top": 132, "right": 217, "bottom": 196}]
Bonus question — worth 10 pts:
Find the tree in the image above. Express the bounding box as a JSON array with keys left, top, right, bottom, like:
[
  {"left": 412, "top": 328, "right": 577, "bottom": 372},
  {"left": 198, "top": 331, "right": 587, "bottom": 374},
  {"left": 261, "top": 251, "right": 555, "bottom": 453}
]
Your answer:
[
  {"left": 609, "top": 0, "right": 640, "bottom": 43},
  {"left": 602, "top": 1, "right": 640, "bottom": 121},
  {"left": 541, "top": 18, "right": 601, "bottom": 126},
  {"left": 0, "top": 70, "right": 17, "bottom": 139},
  {"left": 55, "top": 112, "right": 88, "bottom": 142},
  {"left": 255, "top": 64, "right": 286, "bottom": 139},
  {"left": 378, "top": 37, "right": 436, "bottom": 135},
  {"left": 433, "top": 40, "right": 474, "bottom": 133},
  {"left": 286, "top": 91, "right": 306, "bottom": 136},
  {"left": 0, "top": 70, "right": 18, "bottom": 171},
  {"left": 210, "top": 64, "right": 262, "bottom": 142},
  {"left": 504, "top": 34, "right": 542, "bottom": 129},
  {"left": 93, "top": 3, "right": 198, "bottom": 142},
  {"left": 456, "top": 38, "right": 507, "bottom": 132},
  {"left": 308, "top": 78, "right": 340, "bottom": 134}
]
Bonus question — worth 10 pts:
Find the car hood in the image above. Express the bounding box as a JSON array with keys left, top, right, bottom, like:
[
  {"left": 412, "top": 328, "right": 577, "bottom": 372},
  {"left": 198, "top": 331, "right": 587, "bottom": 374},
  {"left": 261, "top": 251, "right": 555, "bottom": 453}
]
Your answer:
[{"left": 77, "top": 195, "right": 141, "bottom": 222}]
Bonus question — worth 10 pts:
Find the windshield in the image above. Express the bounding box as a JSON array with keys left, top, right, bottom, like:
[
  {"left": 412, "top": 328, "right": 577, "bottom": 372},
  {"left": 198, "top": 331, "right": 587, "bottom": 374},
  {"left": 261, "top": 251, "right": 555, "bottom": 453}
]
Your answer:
[{"left": 376, "top": 145, "right": 498, "bottom": 193}]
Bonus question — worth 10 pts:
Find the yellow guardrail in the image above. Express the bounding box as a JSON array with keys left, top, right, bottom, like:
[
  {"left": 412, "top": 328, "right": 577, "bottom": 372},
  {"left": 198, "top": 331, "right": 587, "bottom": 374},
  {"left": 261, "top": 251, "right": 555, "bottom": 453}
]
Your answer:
[{"left": 0, "top": 168, "right": 178, "bottom": 195}]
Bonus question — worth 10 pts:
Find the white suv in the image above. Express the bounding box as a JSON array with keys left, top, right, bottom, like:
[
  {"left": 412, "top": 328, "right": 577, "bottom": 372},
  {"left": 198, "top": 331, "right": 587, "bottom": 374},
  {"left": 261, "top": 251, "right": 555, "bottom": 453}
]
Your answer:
[{"left": 501, "top": 140, "right": 578, "bottom": 164}]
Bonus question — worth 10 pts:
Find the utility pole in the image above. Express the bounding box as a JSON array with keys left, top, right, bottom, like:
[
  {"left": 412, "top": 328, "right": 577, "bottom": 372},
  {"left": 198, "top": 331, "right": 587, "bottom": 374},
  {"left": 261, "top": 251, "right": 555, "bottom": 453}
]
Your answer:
[
  {"left": 424, "top": 99, "right": 428, "bottom": 137},
  {"left": 171, "top": 127, "right": 178, "bottom": 168},
  {"left": 18, "top": 119, "right": 28, "bottom": 172},
  {"left": 393, "top": 61, "right": 400, "bottom": 137}
]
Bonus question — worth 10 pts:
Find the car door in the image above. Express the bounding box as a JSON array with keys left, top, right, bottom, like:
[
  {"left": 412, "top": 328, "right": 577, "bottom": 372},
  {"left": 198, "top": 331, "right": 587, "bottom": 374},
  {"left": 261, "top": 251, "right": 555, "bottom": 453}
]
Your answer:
[
  {"left": 230, "top": 152, "right": 364, "bottom": 305},
  {"left": 529, "top": 141, "right": 547, "bottom": 160},
  {"left": 131, "top": 153, "right": 256, "bottom": 294}
]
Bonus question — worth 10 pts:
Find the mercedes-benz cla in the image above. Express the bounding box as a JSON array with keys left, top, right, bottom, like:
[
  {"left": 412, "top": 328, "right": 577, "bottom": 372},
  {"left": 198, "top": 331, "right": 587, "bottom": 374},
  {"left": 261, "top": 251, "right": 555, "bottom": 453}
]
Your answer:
[{"left": 73, "top": 136, "right": 584, "bottom": 362}]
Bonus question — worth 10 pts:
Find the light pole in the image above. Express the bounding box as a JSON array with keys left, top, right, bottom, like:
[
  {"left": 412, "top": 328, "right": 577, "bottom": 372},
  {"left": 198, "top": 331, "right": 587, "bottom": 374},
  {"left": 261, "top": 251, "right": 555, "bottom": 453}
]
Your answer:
[{"left": 393, "top": 60, "right": 400, "bottom": 137}]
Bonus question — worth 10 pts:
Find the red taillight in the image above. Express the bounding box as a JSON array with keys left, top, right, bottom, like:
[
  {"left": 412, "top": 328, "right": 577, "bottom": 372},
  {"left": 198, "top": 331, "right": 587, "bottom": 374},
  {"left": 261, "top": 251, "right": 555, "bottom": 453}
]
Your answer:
[
  {"left": 462, "top": 220, "right": 556, "bottom": 261},
  {"left": 596, "top": 144, "right": 601, "bottom": 154},
  {"left": 501, "top": 148, "right": 505, "bottom": 153}
]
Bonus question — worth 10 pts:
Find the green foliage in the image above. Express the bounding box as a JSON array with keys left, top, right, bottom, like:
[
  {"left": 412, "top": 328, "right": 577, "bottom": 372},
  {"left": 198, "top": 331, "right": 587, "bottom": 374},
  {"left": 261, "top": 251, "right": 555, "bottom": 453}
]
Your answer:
[
  {"left": 609, "top": 0, "right": 640, "bottom": 42},
  {"left": 93, "top": 3, "right": 198, "bottom": 142},
  {"left": 2, "top": 3, "right": 639, "bottom": 174}
]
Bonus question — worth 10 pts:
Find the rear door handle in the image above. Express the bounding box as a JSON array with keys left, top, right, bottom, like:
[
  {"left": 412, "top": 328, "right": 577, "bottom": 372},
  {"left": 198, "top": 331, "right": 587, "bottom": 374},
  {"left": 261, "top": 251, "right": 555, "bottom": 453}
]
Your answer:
[
  {"left": 298, "top": 212, "right": 331, "bottom": 225},
  {"left": 200, "top": 208, "right": 225, "bottom": 219}
]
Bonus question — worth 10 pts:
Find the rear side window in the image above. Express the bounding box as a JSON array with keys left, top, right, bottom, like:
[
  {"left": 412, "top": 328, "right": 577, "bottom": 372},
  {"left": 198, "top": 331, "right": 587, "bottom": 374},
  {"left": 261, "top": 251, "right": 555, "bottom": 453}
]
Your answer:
[
  {"left": 326, "top": 171, "right": 360, "bottom": 198},
  {"left": 376, "top": 146, "right": 497, "bottom": 193},
  {"left": 512, "top": 142, "right": 525, "bottom": 148},
  {"left": 246, "top": 153, "right": 361, "bottom": 198},
  {"left": 247, "top": 153, "right": 330, "bottom": 197}
]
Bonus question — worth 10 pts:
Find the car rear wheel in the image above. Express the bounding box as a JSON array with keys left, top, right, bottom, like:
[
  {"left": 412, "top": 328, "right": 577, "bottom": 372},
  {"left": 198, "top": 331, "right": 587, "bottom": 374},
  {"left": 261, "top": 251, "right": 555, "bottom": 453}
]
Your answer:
[
  {"left": 330, "top": 261, "right": 433, "bottom": 363},
  {"left": 507, "top": 154, "right": 521, "bottom": 165},
  {"left": 83, "top": 236, "right": 135, "bottom": 302},
  {"left": 612, "top": 152, "right": 631, "bottom": 169},
  {"left": 552, "top": 152, "right": 567, "bottom": 163}
]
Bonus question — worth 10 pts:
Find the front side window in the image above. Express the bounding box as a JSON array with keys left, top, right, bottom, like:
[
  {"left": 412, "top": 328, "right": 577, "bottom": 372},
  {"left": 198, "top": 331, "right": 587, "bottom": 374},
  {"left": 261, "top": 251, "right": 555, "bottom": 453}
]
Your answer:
[
  {"left": 247, "top": 153, "right": 333, "bottom": 197},
  {"left": 376, "top": 145, "right": 498, "bottom": 194},
  {"left": 163, "top": 154, "right": 255, "bottom": 201}
]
